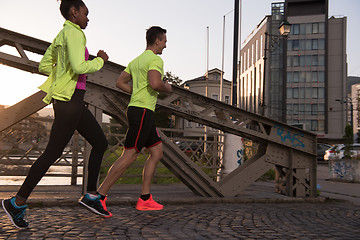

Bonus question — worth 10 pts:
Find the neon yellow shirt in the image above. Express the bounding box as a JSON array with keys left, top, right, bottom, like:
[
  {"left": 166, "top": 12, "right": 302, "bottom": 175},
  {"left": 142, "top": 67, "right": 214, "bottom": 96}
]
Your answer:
[
  {"left": 38, "top": 20, "right": 104, "bottom": 104},
  {"left": 125, "top": 50, "right": 164, "bottom": 111}
]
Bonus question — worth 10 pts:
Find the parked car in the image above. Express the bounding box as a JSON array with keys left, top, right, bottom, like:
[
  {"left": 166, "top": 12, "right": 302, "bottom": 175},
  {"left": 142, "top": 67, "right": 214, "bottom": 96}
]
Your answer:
[
  {"left": 323, "top": 143, "right": 360, "bottom": 161},
  {"left": 175, "top": 140, "right": 203, "bottom": 153},
  {"left": 317, "top": 143, "right": 332, "bottom": 161}
]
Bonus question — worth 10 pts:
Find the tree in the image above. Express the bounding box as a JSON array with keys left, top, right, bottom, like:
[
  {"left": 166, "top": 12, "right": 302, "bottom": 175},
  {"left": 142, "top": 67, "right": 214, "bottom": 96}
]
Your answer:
[
  {"left": 343, "top": 124, "right": 354, "bottom": 159},
  {"left": 155, "top": 71, "right": 181, "bottom": 128},
  {"left": 163, "top": 71, "right": 182, "bottom": 86}
]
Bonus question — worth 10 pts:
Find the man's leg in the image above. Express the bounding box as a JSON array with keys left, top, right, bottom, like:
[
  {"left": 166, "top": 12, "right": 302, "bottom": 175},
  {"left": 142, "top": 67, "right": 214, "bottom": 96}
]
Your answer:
[
  {"left": 142, "top": 143, "right": 163, "bottom": 195},
  {"left": 97, "top": 148, "right": 138, "bottom": 196}
]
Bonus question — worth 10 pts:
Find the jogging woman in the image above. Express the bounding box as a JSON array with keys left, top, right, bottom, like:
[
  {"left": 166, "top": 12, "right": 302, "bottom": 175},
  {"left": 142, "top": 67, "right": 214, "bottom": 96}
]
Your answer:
[{"left": 2, "top": 0, "right": 110, "bottom": 229}]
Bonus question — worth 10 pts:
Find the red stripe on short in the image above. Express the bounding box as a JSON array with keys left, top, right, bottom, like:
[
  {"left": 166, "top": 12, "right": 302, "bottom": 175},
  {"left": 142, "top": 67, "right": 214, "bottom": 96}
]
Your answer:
[{"left": 134, "top": 109, "right": 146, "bottom": 152}]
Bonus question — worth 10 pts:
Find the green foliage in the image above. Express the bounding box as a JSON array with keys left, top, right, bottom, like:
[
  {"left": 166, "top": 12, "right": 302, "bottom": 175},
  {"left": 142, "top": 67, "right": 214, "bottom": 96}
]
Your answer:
[
  {"left": 343, "top": 124, "right": 354, "bottom": 159},
  {"left": 257, "top": 168, "right": 275, "bottom": 181},
  {"left": 100, "top": 147, "right": 180, "bottom": 184},
  {"left": 163, "top": 71, "right": 182, "bottom": 86}
]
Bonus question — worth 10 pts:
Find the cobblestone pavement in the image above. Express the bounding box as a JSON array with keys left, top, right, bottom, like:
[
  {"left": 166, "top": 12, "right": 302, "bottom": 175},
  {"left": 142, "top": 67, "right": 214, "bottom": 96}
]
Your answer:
[{"left": 1, "top": 202, "right": 360, "bottom": 239}]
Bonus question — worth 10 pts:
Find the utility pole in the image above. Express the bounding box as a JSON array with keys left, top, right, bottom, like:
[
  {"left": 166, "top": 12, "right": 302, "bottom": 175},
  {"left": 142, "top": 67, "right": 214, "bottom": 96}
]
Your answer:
[{"left": 232, "top": 0, "right": 240, "bottom": 107}]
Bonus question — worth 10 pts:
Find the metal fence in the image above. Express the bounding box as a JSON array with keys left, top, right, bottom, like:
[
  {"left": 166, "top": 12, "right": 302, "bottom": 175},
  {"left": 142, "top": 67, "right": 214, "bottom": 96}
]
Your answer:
[{"left": 0, "top": 114, "right": 240, "bottom": 185}]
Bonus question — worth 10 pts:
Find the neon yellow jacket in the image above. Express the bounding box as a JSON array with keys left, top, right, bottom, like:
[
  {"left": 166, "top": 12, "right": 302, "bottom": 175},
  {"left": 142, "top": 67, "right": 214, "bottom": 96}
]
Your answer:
[{"left": 38, "top": 20, "right": 104, "bottom": 104}]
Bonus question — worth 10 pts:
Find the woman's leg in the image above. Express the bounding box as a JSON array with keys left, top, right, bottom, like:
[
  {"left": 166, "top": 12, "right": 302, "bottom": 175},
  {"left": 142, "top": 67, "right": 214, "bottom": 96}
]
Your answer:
[
  {"left": 76, "top": 106, "right": 108, "bottom": 193},
  {"left": 16, "top": 98, "right": 83, "bottom": 204}
]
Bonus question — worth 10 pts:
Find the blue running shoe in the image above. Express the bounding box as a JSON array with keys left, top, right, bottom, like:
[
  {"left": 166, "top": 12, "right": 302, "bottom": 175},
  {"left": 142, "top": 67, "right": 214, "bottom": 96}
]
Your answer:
[
  {"left": 2, "top": 197, "right": 29, "bottom": 229},
  {"left": 78, "top": 193, "right": 111, "bottom": 217}
]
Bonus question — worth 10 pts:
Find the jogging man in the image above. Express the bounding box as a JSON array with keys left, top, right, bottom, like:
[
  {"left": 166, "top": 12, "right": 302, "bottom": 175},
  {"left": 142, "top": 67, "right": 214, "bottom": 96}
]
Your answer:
[{"left": 79, "top": 26, "right": 172, "bottom": 215}]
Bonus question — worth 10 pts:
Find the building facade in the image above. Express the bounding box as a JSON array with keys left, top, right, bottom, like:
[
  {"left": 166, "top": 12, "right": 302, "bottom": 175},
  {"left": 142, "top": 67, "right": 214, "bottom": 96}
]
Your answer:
[
  {"left": 238, "top": 0, "right": 347, "bottom": 143},
  {"left": 179, "top": 68, "right": 232, "bottom": 138}
]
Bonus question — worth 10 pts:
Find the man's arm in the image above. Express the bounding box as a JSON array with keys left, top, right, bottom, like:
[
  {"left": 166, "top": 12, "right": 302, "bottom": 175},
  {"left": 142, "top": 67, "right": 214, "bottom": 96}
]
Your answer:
[
  {"left": 116, "top": 71, "right": 132, "bottom": 94},
  {"left": 148, "top": 70, "right": 172, "bottom": 93}
]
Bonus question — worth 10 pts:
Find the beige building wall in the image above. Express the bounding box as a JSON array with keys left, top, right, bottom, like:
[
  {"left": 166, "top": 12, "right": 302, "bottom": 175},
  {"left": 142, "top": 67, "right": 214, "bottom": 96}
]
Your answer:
[
  {"left": 180, "top": 69, "right": 231, "bottom": 138},
  {"left": 239, "top": 17, "right": 268, "bottom": 116}
]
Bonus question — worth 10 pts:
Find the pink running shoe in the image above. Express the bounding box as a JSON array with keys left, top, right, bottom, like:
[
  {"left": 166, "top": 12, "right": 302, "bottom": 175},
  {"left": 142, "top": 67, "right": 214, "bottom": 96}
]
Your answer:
[
  {"left": 136, "top": 194, "right": 163, "bottom": 211},
  {"left": 100, "top": 196, "right": 112, "bottom": 218}
]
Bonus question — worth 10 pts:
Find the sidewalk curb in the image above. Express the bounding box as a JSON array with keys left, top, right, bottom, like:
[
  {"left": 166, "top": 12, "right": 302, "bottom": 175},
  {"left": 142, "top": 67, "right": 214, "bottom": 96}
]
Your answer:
[{"left": 25, "top": 196, "right": 328, "bottom": 208}]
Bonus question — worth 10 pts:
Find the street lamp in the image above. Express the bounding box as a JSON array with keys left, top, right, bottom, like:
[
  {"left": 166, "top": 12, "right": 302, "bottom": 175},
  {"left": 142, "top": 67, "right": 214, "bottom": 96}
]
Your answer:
[
  {"left": 336, "top": 98, "right": 354, "bottom": 128},
  {"left": 279, "top": 20, "right": 291, "bottom": 36},
  {"left": 262, "top": 19, "right": 291, "bottom": 121}
]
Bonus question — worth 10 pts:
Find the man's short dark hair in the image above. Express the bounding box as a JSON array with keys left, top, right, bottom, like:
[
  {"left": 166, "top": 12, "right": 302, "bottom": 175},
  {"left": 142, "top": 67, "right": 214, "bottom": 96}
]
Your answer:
[{"left": 146, "top": 26, "right": 167, "bottom": 46}]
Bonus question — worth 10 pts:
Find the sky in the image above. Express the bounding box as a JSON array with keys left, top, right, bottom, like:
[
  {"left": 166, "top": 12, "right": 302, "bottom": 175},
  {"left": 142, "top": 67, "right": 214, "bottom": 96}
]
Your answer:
[{"left": 0, "top": 0, "right": 359, "bottom": 106}]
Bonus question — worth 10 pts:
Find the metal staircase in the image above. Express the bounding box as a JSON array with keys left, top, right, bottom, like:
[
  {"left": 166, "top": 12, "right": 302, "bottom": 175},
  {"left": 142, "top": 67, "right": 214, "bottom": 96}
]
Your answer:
[{"left": 0, "top": 27, "right": 317, "bottom": 197}]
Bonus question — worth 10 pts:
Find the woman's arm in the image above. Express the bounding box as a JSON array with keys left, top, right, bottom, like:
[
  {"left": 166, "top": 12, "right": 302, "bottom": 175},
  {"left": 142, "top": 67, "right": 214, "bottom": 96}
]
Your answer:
[
  {"left": 39, "top": 44, "right": 54, "bottom": 75},
  {"left": 67, "top": 29, "right": 106, "bottom": 74}
]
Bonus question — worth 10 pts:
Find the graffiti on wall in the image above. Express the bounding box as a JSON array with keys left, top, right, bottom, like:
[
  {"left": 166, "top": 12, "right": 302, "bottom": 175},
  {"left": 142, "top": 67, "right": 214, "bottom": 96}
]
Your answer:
[
  {"left": 330, "top": 160, "right": 354, "bottom": 181},
  {"left": 237, "top": 149, "right": 244, "bottom": 166},
  {"left": 273, "top": 124, "right": 305, "bottom": 148}
]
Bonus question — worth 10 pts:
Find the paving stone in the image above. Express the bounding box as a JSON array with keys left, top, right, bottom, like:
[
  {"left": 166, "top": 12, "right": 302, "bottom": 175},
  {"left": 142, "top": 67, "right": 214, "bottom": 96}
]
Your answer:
[{"left": 1, "top": 202, "right": 360, "bottom": 239}]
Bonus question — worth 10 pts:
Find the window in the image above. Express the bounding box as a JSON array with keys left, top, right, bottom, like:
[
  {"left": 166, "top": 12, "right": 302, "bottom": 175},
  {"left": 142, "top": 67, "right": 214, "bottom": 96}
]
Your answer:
[
  {"left": 318, "top": 55, "right": 325, "bottom": 66},
  {"left": 244, "top": 52, "right": 247, "bottom": 71},
  {"left": 256, "top": 40, "right": 259, "bottom": 61},
  {"left": 293, "top": 40, "right": 299, "bottom": 50},
  {"left": 319, "top": 23, "right": 325, "bottom": 34},
  {"left": 305, "top": 55, "right": 312, "bottom": 66},
  {"left": 319, "top": 104, "right": 325, "bottom": 114},
  {"left": 311, "top": 120, "right": 318, "bottom": 131},
  {"left": 312, "top": 39, "right": 318, "bottom": 50},
  {"left": 293, "top": 88, "right": 299, "bottom": 98},
  {"left": 251, "top": 44, "right": 254, "bottom": 64},
  {"left": 312, "top": 88, "right": 318, "bottom": 98},
  {"left": 299, "top": 39, "right": 305, "bottom": 50},
  {"left": 225, "top": 96, "right": 230, "bottom": 104},
  {"left": 299, "top": 72, "right": 305, "bottom": 82},
  {"left": 319, "top": 71, "right": 325, "bottom": 82},
  {"left": 288, "top": 40, "right": 293, "bottom": 51},
  {"left": 319, "top": 120, "right": 325, "bottom": 131},
  {"left": 318, "top": 39, "right": 325, "bottom": 49},
  {"left": 300, "top": 55, "right": 305, "bottom": 67},
  {"left": 312, "top": 71, "right": 318, "bottom": 82},
  {"left": 287, "top": 56, "right": 292, "bottom": 67},
  {"left": 260, "top": 35, "right": 263, "bottom": 58},
  {"left": 299, "top": 104, "right": 305, "bottom": 114},
  {"left": 318, "top": 88, "right": 325, "bottom": 99},
  {"left": 212, "top": 94, "right": 219, "bottom": 101},
  {"left": 306, "top": 23, "right": 312, "bottom": 34},
  {"left": 293, "top": 24, "right": 300, "bottom": 35},
  {"left": 312, "top": 55, "right": 318, "bottom": 66},
  {"left": 186, "top": 120, "right": 192, "bottom": 128},
  {"left": 306, "top": 72, "right": 312, "bottom": 82},
  {"left": 293, "top": 72, "right": 299, "bottom": 82},
  {"left": 305, "top": 104, "right": 311, "bottom": 115},
  {"left": 305, "top": 88, "right": 312, "bottom": 98},
  {"left": 287, "top": 104, "right": 292, "bottom": 115},
  {"left": 287, "top": 72, "right": 293, "bottom": 83},
  {"left": 299, "top": 88, "right": 305, "bottom": 98},
  {"left": 311, "top": 104, "right": 318, "bottom": 115},
  {"left": 287, "top": 88, "right": 293, "bottom": 99},
  {"left": 306, "top": 40, "right": 312, "bottom": 50},
  {"left": 312, "top": 23, "right": 319, "bottom": 34},
  {"left": 300, "top": 24, "right": 306, "bottom": 35},
  {"left": 293, "top": 104, "right": 299, "bottom": 115},
  {"left": 293, "top": 55, "right": 299, "bottom": 67},
  {"left": 306, "top": 120, "right": 311, "bottom": 130}
]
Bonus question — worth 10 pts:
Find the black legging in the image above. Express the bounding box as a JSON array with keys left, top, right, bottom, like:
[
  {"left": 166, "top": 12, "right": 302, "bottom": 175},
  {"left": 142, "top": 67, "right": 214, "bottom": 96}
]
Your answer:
[{"left": 16, "top": 89, "right": 108, "bottom": 200}]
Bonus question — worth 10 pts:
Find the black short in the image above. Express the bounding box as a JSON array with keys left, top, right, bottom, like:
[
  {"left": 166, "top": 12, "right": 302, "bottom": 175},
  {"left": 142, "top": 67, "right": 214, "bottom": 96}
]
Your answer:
[{"left": 124, "top": 106, "right": 162, "bottom": 152}]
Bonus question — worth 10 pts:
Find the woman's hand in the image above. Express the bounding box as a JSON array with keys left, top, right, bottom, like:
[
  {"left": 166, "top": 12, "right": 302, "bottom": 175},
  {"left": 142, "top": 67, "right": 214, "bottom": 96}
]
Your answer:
[{"left": 97, "top": 50, "right": 109, "bottom": 62}]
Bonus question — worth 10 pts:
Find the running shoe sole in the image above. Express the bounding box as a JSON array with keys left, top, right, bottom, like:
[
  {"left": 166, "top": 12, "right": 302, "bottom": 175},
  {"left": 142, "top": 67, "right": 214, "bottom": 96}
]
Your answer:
[
  {"left": 2, "top": 199, "right": 28, "bottom": 229},
  {"left": 78, "top": 200, "right": 110, "bottom": 217}
]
